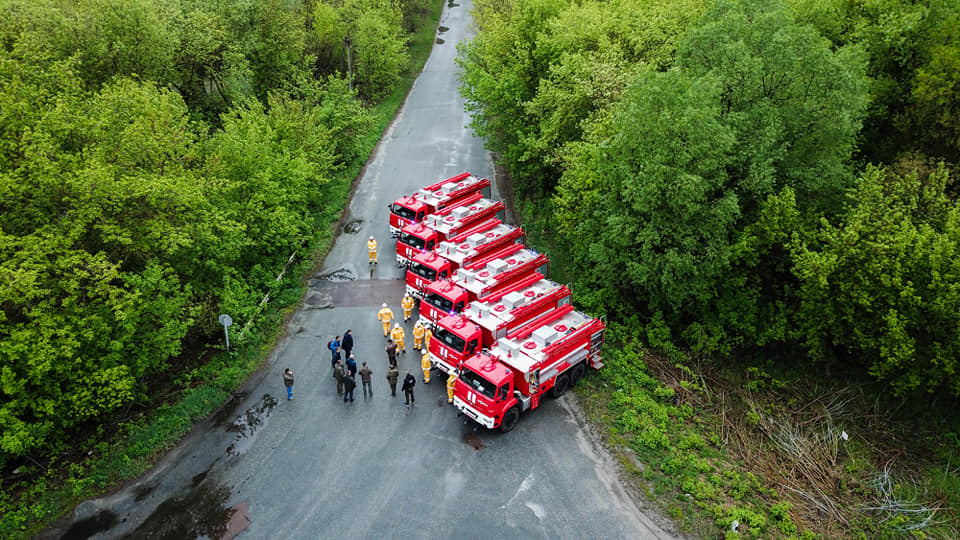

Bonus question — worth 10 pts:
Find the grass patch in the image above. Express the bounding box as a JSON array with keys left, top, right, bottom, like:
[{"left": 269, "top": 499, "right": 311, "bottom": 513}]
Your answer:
[
  {"left": 0, "top": 2, "right": 446, "bottom": 537},
  {"left": 572, "top": 329, "right": 960, "bottom": 538}
]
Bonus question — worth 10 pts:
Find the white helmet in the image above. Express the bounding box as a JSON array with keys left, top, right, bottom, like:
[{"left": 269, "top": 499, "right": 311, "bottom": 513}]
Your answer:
[
  {"left": 382, "top": 303, "right": 387, "bottom": 308},
  {"left": 370, "top": 236, "right": 374, "bottom": 240},
  {"left": 394, "top": 323, "right": 400, "bottom": 329}
]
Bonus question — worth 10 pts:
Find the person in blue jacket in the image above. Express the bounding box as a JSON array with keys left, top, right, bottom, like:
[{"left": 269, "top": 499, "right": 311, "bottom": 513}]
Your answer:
[{"left": 328, "top": 335, "right": 341, "bottom": 368}]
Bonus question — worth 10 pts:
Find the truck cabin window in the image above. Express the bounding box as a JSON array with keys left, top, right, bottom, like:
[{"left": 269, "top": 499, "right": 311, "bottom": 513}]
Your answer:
[
  {"left": 392, "top": 204, "right": 417, "bottom": 221},
  {"left": 410, "top": 263, "right": 437, "bottom": 281},
  {"left": 460, "top": 369, "right": 496, "bottom": 399},
  {"left": 399, "top": 231, "right": 426, "bottom": 250},
  {"left": 435, "top": 328, "right": 466, "bottom": 353},
  {"left": 424, "top": 293, "right": 454, "bottom": 313}
]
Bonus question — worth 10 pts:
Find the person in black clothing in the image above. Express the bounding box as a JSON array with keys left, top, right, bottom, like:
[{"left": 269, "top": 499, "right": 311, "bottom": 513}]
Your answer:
[
  {"left": 341, "top": 329, "right": 354, "bottom": 358},
  {"left": 346, "top": 354, "right": 358, "bottom": 377},
  {"left": 402, "top": 371, "right": 416, "bottom": 405},
  {"left": 343, "top": 372, "right": 356, "bottom": 402}
]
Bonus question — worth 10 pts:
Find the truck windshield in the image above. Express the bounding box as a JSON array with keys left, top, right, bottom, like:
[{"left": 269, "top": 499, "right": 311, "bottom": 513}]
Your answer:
[
  {"left": 459, "top": 368, "right": 496, "bottom": 399},
  {"left": 409, "top": 263, "right": 437, "bottom": 281},
  {"left": 434, "top": 328, "right": 466, "bottom": 353},
  {"left": 399, "top": 231, "right": 426, "bottom": 250},
  {"left": 391, "top": 203, "right": 417, "bottom": 221},
  {"left": 423, "top": 292, "right": 454, "bottom": 313}
]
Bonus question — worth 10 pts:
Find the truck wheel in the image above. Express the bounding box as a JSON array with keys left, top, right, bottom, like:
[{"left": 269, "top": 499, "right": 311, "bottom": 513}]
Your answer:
[
  {"left": 552, "top": 374, "right": 570, "bottom": 398},
  {"left": 570, "top": 363, "right": 586, "bottom": 387},
  {"left": 500, "top": 407, "right": 520, "bottom": 433}
]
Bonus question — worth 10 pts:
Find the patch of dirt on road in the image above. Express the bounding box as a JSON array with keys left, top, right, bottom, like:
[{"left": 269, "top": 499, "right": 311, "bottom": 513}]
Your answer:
[{"left": 463, "top": 432, "right": 486, "bottom": 450}]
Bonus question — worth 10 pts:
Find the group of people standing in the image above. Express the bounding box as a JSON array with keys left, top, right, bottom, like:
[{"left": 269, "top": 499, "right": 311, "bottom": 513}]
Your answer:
[{"left": 281, "top": 294, "right": 440, "bottom": 406}]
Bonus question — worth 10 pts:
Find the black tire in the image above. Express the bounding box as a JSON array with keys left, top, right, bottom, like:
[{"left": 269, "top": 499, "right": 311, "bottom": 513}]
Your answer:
[
  {"left": 570, "top": 363, "right": 586, "bottom": 387},
  {"left": 500, "top": 407, "right": 520, "bottom": 433},
  {"left": 552, "top": 374, "right": 570, "bottom": 398}
]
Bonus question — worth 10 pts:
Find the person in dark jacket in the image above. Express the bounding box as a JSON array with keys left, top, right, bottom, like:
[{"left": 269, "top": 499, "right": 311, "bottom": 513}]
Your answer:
[
  {"left": 386, "top": 365, "right": 400, "bottom": 396},
  {"left": 333, "top": 359, "right": 345, "bottom": 396},
  {"left": 346, "top": 354, "right": 358, "bottom": 377},
  {"left": 328, "top": 336, "right": 341, "bottom": 368},
  {"left": 359, "top": 362, "right": 373, "bottom": 397},
  {"left": 402, "top": 371, "right": 416, "bottom": 405},
  {"left": 343, "top": 372, "right": 356, "bottom": 402},
  {"left": 385, "top": 340, "right": 398, "bottom": 368},
  {"left": 341, "top": 329, "right": 354, "bottom": 358},
  {"left": 283, "top": 368, "right": 295, "bottom": 400}
]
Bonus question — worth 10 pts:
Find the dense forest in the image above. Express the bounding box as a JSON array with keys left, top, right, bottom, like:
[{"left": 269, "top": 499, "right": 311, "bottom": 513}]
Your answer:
[
  {"left": 0, "top": 0, "right": 431, "bottom": 468},
  {"left": 460, "top": 0, "right": 960, "bottom": 534},
  {"left": 460, "top": 0, "right": 960, "bottom": 399}
]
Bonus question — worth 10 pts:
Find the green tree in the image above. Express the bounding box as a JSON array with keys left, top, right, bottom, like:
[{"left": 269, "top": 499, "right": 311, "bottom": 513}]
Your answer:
[
  {"left": 792, "top": 164, "right": 960, "bottom": 396},
  {"left": 554, "top": 0, "right": 869, "bottom": 355},
  {"left": 789, "top": 0, "right": 960, "bottom": 163},
  {"left": 556, "top": 69, "right": 737, "bottom": 315},
  {"left": 677, "top": 0, "right": 868, "bottom": 213}
]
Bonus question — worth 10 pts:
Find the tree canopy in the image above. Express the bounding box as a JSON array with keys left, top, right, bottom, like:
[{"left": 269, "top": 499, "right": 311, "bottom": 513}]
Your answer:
[
  {"left": 0, "top": 0, "right": 423, "bottom": 464},
  {"left": 460, "top": 0, "right": 960, "bottom": 398}
]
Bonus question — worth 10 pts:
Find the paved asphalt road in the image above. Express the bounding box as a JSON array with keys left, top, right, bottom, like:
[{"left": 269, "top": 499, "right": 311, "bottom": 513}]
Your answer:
[{"left": 47, "top": 2, "right": 680, "bottom": 539}]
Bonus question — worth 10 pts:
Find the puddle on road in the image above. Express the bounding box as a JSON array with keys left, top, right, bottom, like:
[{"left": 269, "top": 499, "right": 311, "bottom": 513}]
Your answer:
[
  {"left": 133, "top": 483, "right": 154, "bottom": 502},
  {"left": 212, "top": 391, "right": 249, "bottom": 428},
  {"left": 438, "top": 26, "right": 449, "bottom": 32},
  {"left": 225, "top": 394, "right": 278, "bottom": 457},
  {"left": 192, "top": 469, "right": 209, "bottom": 487},
  {"left": 126, "top": 480, "right": 245, "bottom": 540},
  {"left": 463, "top": 432, "right": 486, "bottom": 450},
  {"left": 61, "top": 509, "right": 118, "bottom": 539},
  {"left": 309, "top": 268, "right": 357, "bottom": 284},
  {"left": 436, "top": 38, "right": 445, "bottom": 44},
  {"left": 341, "top": 219, "right": 363, "bottom": 234}
]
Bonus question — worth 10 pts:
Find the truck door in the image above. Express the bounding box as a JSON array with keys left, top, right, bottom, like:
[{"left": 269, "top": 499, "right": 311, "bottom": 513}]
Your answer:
[
  {"left": 497, "top": 382, "right": 511, "bottom": 402},
  {"left": 455, "top": 301, "right": 465, "bottom": 312},
  {"left": 426, "top": 240, "right": 435, "bottom": 251},
  {"left": 528, "top": 369, "right": 541, "bottom": 409},
  {"left": 466, "top": 339, "right": 478, "bottom": 356}
]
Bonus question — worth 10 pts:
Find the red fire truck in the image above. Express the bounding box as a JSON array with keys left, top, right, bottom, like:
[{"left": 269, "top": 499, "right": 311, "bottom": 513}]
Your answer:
[
  {"left": 428, "top": 278, "right": 572, "bottom": 375},
  {"left": 404, "top": 220, "right": 525, "bottom": 298},
  {"left": 418, "top": 245, "right": 549, "bottom": 325},
  {"left": 453, "top": 304, "right": 605, "bottom": 432},
  {"left": 395, "top": 196, "right": 505, "bottom": 266},
  {"left": 388, "top": 172, "right": 491, "bottom": 236}
]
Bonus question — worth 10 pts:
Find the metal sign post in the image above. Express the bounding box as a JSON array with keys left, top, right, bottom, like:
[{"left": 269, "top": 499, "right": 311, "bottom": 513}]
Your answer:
[{"left": 219, "top": 314, "right": 234, "bottom": 351}]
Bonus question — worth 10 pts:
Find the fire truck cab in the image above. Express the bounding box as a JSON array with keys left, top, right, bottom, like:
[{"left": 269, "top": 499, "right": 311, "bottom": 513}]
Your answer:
[
  {"left": 395, "top": 195, "right": 505, "bottom": 266},
  {"left": 404, "top": 220, "right": 524, "bottom": 298},
  {"left": 388, "top": 172, "right": 490, "bottom": 236},
  {"left": 418, "top": 244, "right": 549, "bottom": 326},
  {"left": 453, "top": 305, "right": 605, "bottom": 432}
]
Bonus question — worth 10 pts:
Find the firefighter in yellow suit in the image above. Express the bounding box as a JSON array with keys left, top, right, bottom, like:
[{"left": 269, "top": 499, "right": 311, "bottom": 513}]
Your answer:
[
  {"left": 377, "top": 303, "right": 393, "bottom": 337},
  {"left": 401, "top": 293, "right": 415, "bottom": 322},
  {"left": 391, "top": 323, "right": 406, "bottom": 353},
  {"left": 367, "top": 236, "right": 378, "bottom": 264},
  {"left": 421, "top": 350, "right": 432, "bottom": 383},
  {"left": 446, "top": 372, "right": 457, "bottom": 403},
  {"left": 423, "top": 327, "right": 432, "bottom": 352},
  {"left": 412, "top": 321, "right": 425, "bottom": 350}
]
